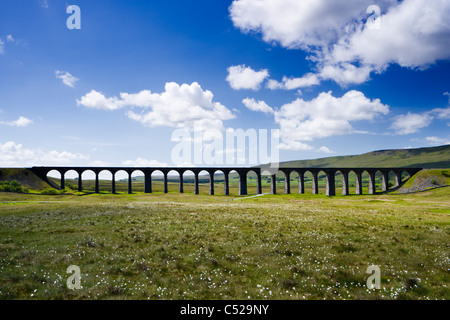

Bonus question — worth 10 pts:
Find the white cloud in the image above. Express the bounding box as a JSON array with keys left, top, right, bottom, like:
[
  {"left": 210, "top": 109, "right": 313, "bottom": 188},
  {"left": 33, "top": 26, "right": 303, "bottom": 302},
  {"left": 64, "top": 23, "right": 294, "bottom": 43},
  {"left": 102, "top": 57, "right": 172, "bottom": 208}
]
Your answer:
[
  {"left": 390, "top": 112, "right": 433, "bottom": 135},
  {"left": 230, "top": 0, "right": 450, "bottom": 86},
  {"left": 425, "top": 136, "right": 450, "bottom": 145},
  {"left": 433, "top": 107, "right": 450, "bottom": 119},
  {"left": 230, "top": 0, "right": 385, "bottom": 49},
  {"left": 55, "top": 70, "right": 79, "bottom": 88},
  {"left": 77, "top": 90, "right": 123, "bottom": 110},
  {"left": 390, "top": 106, "right": 450, "bottom": 135},
  {"left": 0, "top": 141, "right": 88, "bottom": 166},
  {"left": 226, "top": 65, "right": 269, "bottom": 90},
  {"left": 0, "top": 116, "right": 33, "bottom": 127},
  {"left": 0, "top": 39, "right": 4, "bottom": 54},
  {"left": 122, "top": 158, "right": 168, "bottom": 167},
  {"left": 266, "top": 73, "right": 320, "bottom": 90},
  {"left": 317, "top": 146, "right": 333, "bottom": 154},
  {"left": 242, "top": 97, "right": 273, "bottom": 114},
  {"left": 318, "top": 63, "right": 373, "bottom": 87},
  {"left": 330, "top": 0, "right": 450, "bottom": 70},
  {"left": 78, "top": 82, "right": 235, "bottom": 131},
  {"left": 278, "top": 140, "right": 314, "bottom": 151},
  {"left": 274, "top": 90, "right": 389, "bottom": 150},
  {"left": 6, "top": 35, "right": 14, "bottom": 42}
]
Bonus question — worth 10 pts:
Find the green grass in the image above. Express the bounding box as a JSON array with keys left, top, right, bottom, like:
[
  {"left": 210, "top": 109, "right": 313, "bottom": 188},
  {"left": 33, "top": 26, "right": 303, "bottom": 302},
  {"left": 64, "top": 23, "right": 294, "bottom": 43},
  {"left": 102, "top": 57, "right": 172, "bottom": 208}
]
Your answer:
[{"left": 0, "top": 187, "right": 449, "bottom": 300}]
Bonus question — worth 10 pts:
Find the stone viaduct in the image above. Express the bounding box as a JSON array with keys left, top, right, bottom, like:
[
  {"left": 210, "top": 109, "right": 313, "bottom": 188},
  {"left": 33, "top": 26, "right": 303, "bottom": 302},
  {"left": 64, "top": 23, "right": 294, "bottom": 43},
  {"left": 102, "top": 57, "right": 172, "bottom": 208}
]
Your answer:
[{"left": 29, "top": 166, "right": 422, "bottom": 196}]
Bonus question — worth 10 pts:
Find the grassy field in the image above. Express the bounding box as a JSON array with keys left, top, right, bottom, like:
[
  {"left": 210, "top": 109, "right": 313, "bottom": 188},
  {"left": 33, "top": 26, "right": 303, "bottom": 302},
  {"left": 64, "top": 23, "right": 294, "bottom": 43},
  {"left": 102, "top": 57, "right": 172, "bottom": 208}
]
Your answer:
[{"left": 0, "top": 183, "right": 449, "bottom": 300}]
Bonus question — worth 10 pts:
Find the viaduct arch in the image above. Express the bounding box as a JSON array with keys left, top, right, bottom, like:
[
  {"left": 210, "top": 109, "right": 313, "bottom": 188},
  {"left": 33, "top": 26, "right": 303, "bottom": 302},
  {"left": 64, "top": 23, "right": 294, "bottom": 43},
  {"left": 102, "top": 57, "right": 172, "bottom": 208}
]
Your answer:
[{"left": 32, "top": 166, "right": 422, "bottom": 196}]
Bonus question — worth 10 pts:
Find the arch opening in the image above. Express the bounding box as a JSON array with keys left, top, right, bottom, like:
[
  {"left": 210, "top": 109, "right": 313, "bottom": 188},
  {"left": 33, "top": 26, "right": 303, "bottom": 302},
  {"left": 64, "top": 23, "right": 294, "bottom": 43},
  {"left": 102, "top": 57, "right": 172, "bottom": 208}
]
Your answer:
[
  {"left": 303, "top": 171, "right": 314, "bottom": 194},
  {"left": 182, "top": 170, "right": 196, "bottom": 194},
  {"left": 129, "top": 170, "right": 145, "bottom": 193},
  {"left": 374, "top": 170, "right": 384, "bottom": 193},
  {"left": 98, "top": 170, "right": 113, "bottom": 193},
  {"left": 46, "top": 170, "right": 62, "bottom": 190},
  {"left": 227, "top": 170, "right": 239, "bottom": 196},
  {"left": 334, "top": 170, "right": 346, "bottom": 196},
  {"left": 166, "top": 169, "right": 181, "bottom": 193},
  {"left": 246, "top": 169, "right": 261, "bottom": 195},
  {"left": 316, "top": 170, "right": 328, "bottom": 195},
  {"left": 150, "top": 170, "right": 165, "bottom": 193},
  {"left": 113, "top": 170, "right": 129, "bottom": 193},
  {"left": 63, "top": 170, "right": 79, "bottom": 192},
  {"left": 197, "top": 170, "right": 211, "bottom": 195},
  {"left": 80, "top": 170, "right": 96, "bottom": 193}
]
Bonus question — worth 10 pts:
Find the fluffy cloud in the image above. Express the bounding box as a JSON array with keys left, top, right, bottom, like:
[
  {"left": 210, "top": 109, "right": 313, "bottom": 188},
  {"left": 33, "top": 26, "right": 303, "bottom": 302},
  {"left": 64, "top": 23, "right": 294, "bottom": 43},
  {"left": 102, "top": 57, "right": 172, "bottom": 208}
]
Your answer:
[
  {"left": 266, "top": 73, "right": 320, "bottom": 90},
  {"left": 390, "top": 112, "right": 433, "bottom": 135},
  {"left": 78, "top": 82, "right": 235, "bottom": 131},
  {"left": 274, "top": 90, "right": 389, "bottom": 150},
  {"left": 230, "top": 0, "right": 450, "bottom": 86},
  {"left": 226, "top": 65, "right": 269, "bottom": 90},
  {"left": 0, "top": 116, "right": 33, "bottom": 127},
  {"left": 433, "top": 107, "right": 450, "bottom": 120},
  {"left": 0, "top": 141, "right": 88, "bottom": 166},
  {"left": 6, "top": 35, "right": 14, "bottom": 42},
  {"left": 0, "top": 39, "right": 4, "bottom": 54},
  {"left": 77, "top": 90, "right": 123, "bottom": 110},
  {"left": 55, "top": 70, "right": 79, "bottom": 87},
  {"left": 330, "top": 0, "right": 450, "bottom": 70},
  {"left": 318, "top": 63, "right": 373, "bottom": 86},
  {"left": 317, "top": 146, "right": 334, "bottom": 154},
  {"left": 230, "top": 0, "right": 386, "bottom": 49},
  {"left": 242, "top": 97, "right": 273, "bottom": 114},
  {"left": 425, "top": 136, "right": 450, "bottom": 146},
  {"left": 390, "top": 106, "right": 450, "bottom": 135}
]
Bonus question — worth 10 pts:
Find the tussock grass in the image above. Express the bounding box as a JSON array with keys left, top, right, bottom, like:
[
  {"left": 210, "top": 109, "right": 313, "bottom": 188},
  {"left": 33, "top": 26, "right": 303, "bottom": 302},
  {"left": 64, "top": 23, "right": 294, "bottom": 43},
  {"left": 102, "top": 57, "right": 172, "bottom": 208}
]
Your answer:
[{"left": 0, "top": 189, "right": 448, "bottom": 300}]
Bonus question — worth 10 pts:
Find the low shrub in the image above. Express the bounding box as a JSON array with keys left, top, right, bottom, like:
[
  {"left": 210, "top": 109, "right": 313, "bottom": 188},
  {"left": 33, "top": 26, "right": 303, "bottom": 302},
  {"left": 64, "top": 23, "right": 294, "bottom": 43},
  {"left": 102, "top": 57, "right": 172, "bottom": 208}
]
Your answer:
[
  {"left": 0, "top": 180, "right": 28, "bottom": 193},
  {"left": 40, "top": 188, "right": 58, "bottom": 195}
]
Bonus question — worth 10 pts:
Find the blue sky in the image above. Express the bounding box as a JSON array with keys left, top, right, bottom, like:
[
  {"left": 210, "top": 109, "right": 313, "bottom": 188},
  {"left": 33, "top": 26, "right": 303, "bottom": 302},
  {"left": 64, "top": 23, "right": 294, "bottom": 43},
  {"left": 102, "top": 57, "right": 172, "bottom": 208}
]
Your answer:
[{"left": 0, "top": 0, "right": 449, "bottom": 170}]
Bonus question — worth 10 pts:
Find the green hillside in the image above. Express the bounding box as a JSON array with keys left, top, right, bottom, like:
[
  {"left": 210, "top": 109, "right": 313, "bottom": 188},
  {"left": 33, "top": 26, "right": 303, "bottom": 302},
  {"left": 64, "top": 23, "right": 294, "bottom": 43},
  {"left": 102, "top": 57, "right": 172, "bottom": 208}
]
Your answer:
[
  {"left": 278, "top": 144, "right": 450, "bottom": 168},
  {"left": 0, "top": 168, "right": 52, "bottom": 190}
]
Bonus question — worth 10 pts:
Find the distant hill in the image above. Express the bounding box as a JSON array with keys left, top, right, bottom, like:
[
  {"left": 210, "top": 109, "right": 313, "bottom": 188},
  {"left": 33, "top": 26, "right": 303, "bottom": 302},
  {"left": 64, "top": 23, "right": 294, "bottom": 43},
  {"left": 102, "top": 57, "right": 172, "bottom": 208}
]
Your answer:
[{"left": 278, "top": 144, "right": 450, "bottom": 169}]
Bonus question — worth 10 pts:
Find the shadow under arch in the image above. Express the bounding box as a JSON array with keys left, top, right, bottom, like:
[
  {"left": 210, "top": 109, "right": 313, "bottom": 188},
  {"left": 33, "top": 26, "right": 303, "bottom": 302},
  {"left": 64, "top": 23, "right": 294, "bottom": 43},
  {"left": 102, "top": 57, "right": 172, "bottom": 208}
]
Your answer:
[
  {"left": 63, "top": 169, "right": 79, "bottom": 191},
  {"left": 46, "top": 170, "right": 61, "bottom": 189}
]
